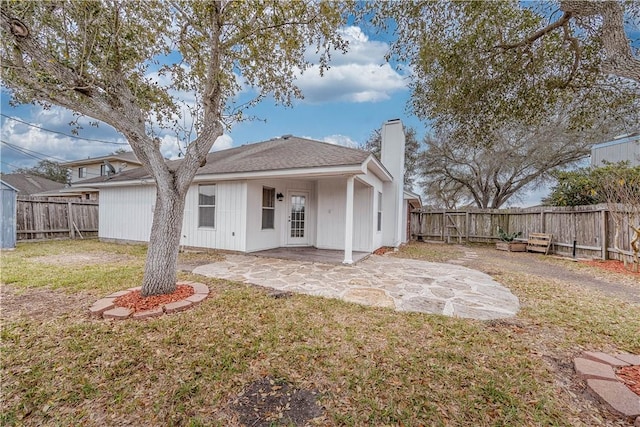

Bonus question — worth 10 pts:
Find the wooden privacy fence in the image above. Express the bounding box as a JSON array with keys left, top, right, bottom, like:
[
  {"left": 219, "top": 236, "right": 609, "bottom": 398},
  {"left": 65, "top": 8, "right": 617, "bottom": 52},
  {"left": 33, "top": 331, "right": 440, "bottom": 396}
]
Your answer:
[
  {"left": 16, "top": 197, "right": 99, "bottom": 241},
  {"left": 410, "top": 204, "right": 639, "bottom": 262}
]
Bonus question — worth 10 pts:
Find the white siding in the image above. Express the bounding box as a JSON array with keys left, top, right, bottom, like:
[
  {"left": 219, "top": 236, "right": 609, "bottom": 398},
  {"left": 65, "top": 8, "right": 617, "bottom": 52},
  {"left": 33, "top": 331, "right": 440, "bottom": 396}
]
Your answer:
[
  {"left": 591, "top": 138, "right": 640, "bottom": 167},
  {"left": 99, "top": 185, "right": 156, "bottom": 242},
  {"left": 353, "top": 180, "right": 373, "bottom": 252},
  {"left": 316, "top": 177, "right": 372, "bottom": 252},
  {"left": 356, "top": 172, "right": 384, "bottom": 251},
  {"left": 181, "top": 181, "right": 247, "bottom": 251},
  {"left": 402, "top": 200, "right": 409, "bottom": 243},
  {"left": 316, "top": 178, "right": 346, "bottom": 250}
]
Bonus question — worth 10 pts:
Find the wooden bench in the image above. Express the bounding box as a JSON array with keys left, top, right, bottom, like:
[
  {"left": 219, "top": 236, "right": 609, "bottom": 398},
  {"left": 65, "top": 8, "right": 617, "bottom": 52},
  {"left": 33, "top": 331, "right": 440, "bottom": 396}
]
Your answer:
[{"left": 527, "top": 233, "right": 553, "bottom": 255}]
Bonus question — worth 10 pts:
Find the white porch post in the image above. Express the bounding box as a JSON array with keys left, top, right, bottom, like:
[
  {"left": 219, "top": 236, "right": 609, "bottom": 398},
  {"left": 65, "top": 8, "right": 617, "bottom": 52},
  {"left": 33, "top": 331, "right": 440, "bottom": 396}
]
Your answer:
[{"left": 343, "top": 175, "right": 354, "bottom": 264}]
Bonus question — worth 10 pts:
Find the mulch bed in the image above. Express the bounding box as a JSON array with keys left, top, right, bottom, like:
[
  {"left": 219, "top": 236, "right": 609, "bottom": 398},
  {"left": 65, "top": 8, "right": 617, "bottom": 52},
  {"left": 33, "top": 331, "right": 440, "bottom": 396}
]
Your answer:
[
  {"left": 373, "top": 246, "right": 394, "bottom": 255},
  {"left": 617, "top": 365, "right": 640, "bottom": 397},
  {"left": 114, "top": 285, "right": 194, "bottom": 312},
  {"left": 583, "top": 259, "right": 639, "bottom": 276}
]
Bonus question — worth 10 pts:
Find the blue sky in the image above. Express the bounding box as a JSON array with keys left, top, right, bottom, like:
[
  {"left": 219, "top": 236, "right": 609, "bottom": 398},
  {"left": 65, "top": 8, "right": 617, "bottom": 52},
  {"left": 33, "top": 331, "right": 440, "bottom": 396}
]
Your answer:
[
  {"left": 2, "top": 11, "right": 637, "bottom": 207},
  {"left": 1, "top": 26, "right": 421, "bottom": 170}
]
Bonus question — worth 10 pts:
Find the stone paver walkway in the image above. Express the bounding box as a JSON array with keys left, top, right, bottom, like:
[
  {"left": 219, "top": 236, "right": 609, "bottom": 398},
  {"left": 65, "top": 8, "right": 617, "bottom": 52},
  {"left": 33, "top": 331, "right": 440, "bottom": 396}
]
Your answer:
[
  {"left": 574, "top": 351, "right": 640, "bottom": 423},
  {"left": 192, "top": 254, "right": 519, "bottom": 320}
]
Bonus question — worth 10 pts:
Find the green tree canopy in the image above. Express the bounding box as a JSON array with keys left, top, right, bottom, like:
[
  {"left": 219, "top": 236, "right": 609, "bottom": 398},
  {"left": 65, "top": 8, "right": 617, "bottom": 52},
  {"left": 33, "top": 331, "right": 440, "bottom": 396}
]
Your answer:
[
  {"left": 14, "top": 159, "right": 67, "bottom": 184},
  {"left": 544, "top": 162, "right": 640, "bottom": 206},
  {"left": 368, "top": 1, "right": 640, "bottom": 144}
]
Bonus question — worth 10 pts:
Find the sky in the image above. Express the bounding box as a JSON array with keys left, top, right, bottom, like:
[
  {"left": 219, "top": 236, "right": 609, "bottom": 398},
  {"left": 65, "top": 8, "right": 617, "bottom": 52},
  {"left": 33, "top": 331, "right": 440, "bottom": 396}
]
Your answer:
[
  {"left": 1, "top": 25, "right": 422, "bottom": 173},
  {"left": 2, "top": 11, "right": 637, "bottom": 207}
]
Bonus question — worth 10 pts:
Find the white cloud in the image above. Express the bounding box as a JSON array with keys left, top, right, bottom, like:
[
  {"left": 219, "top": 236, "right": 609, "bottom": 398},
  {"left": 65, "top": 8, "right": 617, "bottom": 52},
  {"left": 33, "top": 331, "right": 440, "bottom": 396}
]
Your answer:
[
  {"left": 158, "top": 133, "right": 233, "bottom": 160},
  {"left": 1, "top": 110, "right": 128, "bottom": 169},
  {"left": 296, "top": 62, "right": 406, "bottom": 103},
  {"left": 294, "top": 26, "right": 408, "bottom": 104},
  {"left": 212, "top": 134, "right": 233, "bottom": 151},
  {"left": 320, "top": 134, "right": 359, "bottom": 148}
]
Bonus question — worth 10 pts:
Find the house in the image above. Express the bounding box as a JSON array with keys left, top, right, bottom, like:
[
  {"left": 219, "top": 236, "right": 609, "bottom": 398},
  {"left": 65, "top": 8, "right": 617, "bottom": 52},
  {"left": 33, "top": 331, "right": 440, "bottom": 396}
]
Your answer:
[
  {"left": 60, "top": 151, "right": 142, "bottom": 200},
  {"left": 591, "top": 133, "right": 640, "bottom": 167},
  {"left": 0, "top": 173, "right": 65, "bottom": 197},
  {"left": 81, "top": 119, "right": 421, "bottom": 263}
]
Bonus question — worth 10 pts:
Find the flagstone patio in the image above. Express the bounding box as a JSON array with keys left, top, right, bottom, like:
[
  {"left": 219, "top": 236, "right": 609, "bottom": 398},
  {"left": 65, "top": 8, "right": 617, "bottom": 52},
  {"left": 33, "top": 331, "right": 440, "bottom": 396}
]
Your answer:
[{"left": 192, "top": 253, "right": 519, "bottom": 320}]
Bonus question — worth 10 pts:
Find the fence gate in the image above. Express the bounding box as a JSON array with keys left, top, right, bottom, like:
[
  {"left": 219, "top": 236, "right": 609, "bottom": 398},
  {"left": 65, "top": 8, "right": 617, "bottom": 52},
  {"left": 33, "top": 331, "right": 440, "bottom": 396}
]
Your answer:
[{"left": 444, "top": 212, "right": 466, "bottom": 244}]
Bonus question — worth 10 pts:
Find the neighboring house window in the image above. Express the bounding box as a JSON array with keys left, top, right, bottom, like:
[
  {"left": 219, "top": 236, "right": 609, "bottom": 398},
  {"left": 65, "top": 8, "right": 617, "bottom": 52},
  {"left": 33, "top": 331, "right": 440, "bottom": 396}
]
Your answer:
[
  {"left": 377, "top": 191, "right": 382, "bottom": 232},
  {"left": 262, "top": 187, "right": 275, "bottom": 229},
  {"left": 100, "top": 164, "right": 106, "bottom": 176},
  {"left": 85, "top": 194, "right": 90, "bottom": 200},
  {"left": 78, "top": 167, "right": 87, "bottom": 178},
  {"left": 198, "top": 184, "right": 216, "bottom": 228}
]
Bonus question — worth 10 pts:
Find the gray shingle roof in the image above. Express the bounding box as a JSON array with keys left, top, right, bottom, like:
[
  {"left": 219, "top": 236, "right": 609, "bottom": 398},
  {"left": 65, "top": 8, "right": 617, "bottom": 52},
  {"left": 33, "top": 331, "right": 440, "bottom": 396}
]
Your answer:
[
  {"left": 0, "top": 173, "right": 65, "bottom": 196},
  {"left": 80, "top": 136, "right": 372, "bottom": 184},
  {"left": 61, "top": 151, "right": 141, "bottom": 167}
]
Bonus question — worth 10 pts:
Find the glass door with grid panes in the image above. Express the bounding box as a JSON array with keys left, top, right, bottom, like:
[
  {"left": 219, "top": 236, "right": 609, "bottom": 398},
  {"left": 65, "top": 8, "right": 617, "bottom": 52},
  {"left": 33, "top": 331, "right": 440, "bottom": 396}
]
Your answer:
[{"left": 286, "top": 192, "right": 308, "bottom": 245}]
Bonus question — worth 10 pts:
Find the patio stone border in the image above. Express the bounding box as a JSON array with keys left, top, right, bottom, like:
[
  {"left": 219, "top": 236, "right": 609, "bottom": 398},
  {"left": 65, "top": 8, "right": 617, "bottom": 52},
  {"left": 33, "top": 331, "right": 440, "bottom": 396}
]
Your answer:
[
  {"left": 88, "top": 281, "right": 210, "bottom": 320},
  {"left": 574, "top": 351, "right": 640, "bottom": 424}
]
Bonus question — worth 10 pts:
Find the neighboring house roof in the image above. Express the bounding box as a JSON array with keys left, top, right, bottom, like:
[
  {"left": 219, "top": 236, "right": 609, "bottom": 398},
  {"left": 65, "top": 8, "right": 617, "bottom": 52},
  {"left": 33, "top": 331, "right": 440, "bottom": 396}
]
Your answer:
[
  {"left": 0, "top": 173, "right": 65, "bottom": 196},
  {"left": 79, "top": 136, "right": 390, "bottom": 185},
  {"left": 60, "top": 151, "right": 142, "bottom": 167},
  {"left": 404, "top": 189, "right": 423, "bottom": 208},
  {"left": 1, "top": 179, "right": 19, "bottom": 192}
]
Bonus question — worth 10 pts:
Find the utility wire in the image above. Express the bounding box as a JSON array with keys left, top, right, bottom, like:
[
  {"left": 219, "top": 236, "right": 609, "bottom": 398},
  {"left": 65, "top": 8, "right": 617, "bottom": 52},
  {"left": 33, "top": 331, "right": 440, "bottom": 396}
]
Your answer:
[
  {"left": 1, "top": 141, "right": 46, "bottom": 161},
  {"left": 1, "top": 113, "right": 129, "bottom": 145},
  {"left": 1, "top": 140, "right": 68, "bottom": 162},
  {"left": 1, "top": 160, "right": 23, "bottom": 170}
]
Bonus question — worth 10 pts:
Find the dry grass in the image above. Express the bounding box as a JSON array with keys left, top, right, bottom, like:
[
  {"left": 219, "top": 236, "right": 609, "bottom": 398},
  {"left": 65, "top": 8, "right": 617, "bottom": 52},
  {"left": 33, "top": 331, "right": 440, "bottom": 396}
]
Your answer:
[{"left": 1, "top": 240, "right": 638, "bottom": 426}]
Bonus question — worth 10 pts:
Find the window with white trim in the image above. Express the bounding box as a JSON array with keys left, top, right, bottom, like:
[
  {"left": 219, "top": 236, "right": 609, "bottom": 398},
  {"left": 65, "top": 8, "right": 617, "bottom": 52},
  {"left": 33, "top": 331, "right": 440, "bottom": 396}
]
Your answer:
[
  {"left": 198, "top": 184, "right": 216, "bottom": 228},
  {"left": 78, "top": 167, "right": 87, "bottom": 178},
  {"left": 377, "top": 191, "right": 382, "bottom": 232},
  {"left": 262, "top": 187, "right": 275, "bottom": 229},
  {"left": 100, "top": 164, "right": 107, "bottom": 176}
]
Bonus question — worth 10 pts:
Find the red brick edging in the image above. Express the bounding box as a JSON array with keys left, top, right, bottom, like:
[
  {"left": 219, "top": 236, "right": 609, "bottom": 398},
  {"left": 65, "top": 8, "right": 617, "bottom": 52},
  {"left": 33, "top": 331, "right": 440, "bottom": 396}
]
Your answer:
[
  {"left": 88, "top": 281, "right": 210, "bottom": 320},
  {"left": 574, "top": 351, "right": 640, "bottom": 424}
]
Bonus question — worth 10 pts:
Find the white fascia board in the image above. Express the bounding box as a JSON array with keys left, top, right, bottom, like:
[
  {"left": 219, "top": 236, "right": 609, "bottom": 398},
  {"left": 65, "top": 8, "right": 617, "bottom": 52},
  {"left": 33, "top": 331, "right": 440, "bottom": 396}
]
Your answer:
[
  {"left": 0, "top": 180, "right": 19, "bottom": 192},
  {"left": 592, "top": 134, "right": 640, "bottom": 149},
  {"left": 192, "top": 164, "right": 366, "bottom": 182},
  {"left": 82, "top": 179, "right": 156, "bottom": 188},
  {"left": 363, "top": 155, "right": 393, "bottom": 182},
  {"left": 85, "top": 164, "right": 366, "bottom": 187}
]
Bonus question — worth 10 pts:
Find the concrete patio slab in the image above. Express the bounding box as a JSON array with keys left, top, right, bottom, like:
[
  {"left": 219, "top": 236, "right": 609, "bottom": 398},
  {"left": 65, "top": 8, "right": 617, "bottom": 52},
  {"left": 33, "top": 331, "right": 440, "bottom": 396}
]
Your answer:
[
  {"left": 193, "top": 254, "right": 520, "bottom": 320},
  {"left": 252, "top": 247, "right": 370, "bottom": 264}
]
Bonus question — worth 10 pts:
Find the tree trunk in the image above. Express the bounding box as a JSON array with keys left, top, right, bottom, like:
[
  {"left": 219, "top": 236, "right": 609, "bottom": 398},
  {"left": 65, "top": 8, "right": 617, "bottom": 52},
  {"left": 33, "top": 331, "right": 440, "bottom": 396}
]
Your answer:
[{"left": 141, "top": 184, "right": 187, "bottom": 296}]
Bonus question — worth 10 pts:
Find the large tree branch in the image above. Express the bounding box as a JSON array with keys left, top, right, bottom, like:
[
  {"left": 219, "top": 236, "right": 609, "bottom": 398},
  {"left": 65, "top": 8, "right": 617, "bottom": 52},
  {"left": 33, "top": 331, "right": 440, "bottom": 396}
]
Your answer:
[
  {"left": 562, "top": 1, "right": 640, "bottom": 82},
  {"left": 176, "top": 0, "right": 224, "bottom": 193},
  {"left": 495, "top": 11, "right": 573, "bottom": 49}
]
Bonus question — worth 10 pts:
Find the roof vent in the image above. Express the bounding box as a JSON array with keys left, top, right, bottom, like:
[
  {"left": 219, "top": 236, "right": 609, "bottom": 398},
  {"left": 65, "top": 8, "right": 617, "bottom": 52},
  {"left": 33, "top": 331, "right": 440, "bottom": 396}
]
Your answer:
[{"left": 281, "top": 134, "right": 293, "bottom": 140}]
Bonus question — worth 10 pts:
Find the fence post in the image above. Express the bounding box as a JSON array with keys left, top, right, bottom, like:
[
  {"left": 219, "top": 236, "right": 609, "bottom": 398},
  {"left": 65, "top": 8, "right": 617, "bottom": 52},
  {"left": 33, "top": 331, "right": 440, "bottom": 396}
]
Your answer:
[
  {"left": 600, "top": 208, "right": 608, "bottom": 260},
  {"left": 465, "top": 211, "right": 470, "bottom": 241},
  {"left": 540, "top": 211, "right": 545, "bottom": 233},
  {"left": 67, "top": 201, "right": 75, "bottom": 239}
]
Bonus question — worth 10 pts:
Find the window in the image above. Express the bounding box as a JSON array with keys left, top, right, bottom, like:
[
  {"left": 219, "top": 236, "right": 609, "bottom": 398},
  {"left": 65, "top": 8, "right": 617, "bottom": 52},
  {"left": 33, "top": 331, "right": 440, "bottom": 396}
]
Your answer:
[
  {"left": 78, "top": 167, "right": 87, "bottom": 178},
  {"left": 377, "top": 191, "right": 382, "bottom": 232},
  {"left": 100, "top": 164, "right": 106, "bottom": 176},
  {"left": 262, "top": 187, "right": 275, "bottom": 229},
  {"left": 198, "top": 184, "right": 216, "bottom": 228}
]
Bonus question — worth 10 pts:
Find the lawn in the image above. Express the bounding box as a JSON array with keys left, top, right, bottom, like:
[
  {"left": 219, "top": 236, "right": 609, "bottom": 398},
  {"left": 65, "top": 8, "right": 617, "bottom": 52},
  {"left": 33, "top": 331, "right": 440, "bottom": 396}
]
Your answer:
[{"left": 1, "top": 240, "right": 638, "bottom": 426}]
